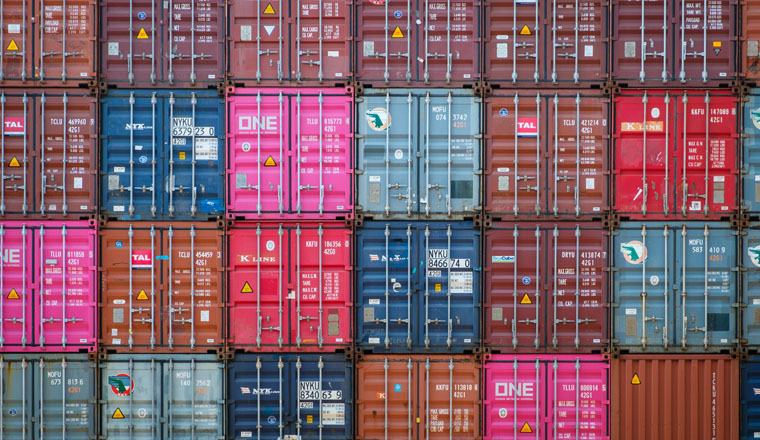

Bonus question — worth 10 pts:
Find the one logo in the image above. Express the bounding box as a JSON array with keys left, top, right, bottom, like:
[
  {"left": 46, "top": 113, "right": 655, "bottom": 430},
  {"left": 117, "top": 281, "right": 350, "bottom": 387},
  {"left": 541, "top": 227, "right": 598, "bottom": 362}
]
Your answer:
[
  {"left": 752, "top": 108, "right": 760, "bottom": 130},
  {"left": 366, "top": 108, "right": 391, "bottom": 131},
  {"left": 748, "top": 245, "right": 760, "bottom": 267},
  {"left": 108, "top": 374, "right": 134, "bottom": 396},
  {"left": 620, "top": 241, "right": 647, "bottom": 265}
]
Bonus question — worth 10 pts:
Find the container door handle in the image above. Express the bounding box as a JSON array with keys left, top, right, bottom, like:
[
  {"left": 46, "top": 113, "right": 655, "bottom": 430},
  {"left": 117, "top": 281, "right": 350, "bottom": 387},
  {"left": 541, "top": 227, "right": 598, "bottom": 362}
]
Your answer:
[
  {"left": 129, "top": 92, "right": 136, "bottom": 217},
  {"left": 383, "top": 225, "right": 390, "bottom": 348},
  {"left": 278, "top": 92, "right": 283, "bottom": 214},
  {"left": 297, "top": 93, "right": 303, "bottom": 214},
  {"left": 425, "top": 358, "right": 430, "bottom": 438},
  {"left": 257, "top": 92, "right": 262, "bottom": 214},
  {"left": 663, "top": 225, "right": 670, "bottom": 348},
  {"left": 189, "top": 226, "right": 196, "bottom": 348},
  {"left": 552, "top": 226, "right": 558, "bottom": 350},
  {"left": 406, "top": 225, "right": 412, "bottom": 348},
  {"left": 575, "top": 359, "right": 580, "bottom": 439},
  {"left": 39, "top": 226, "right": 45, "bottom": 347},
  {"left": 168, "top": 94, "right": 176, "bottom": 216},
  {"left": 702, "top": 225, "right": 709, "bottom": 348},
  {"left": 190, "top": 93, "right": 197, "bottom": 217},
  {"left": 446, "top": 92, "right": 452, "bottom": 217},
  {"left": 532, "top": 0, "right": 538, "bottom": 82},
  {"left": 448, "top": 358, "right": 454, "bottom": 438},
  {"left": 574, "top": 94, "right": 580, "bottom": 216},
  {"left": 534, "top": 359, "right": 539, "bottom": 439},
  {"left": 41, "top": 93, "right": 47, "bottom": 216},
  {"left": 574, "top": 226, "right": 580, "bottom": 348},
  {"left": 552, "top": 94, "right": 558, "bottom": 216},
  {"left": 62, "top": 93, "right": 68, "bottom": 214},
  {"left": 21, "top": 226, "right": 27, "bottom": 345},
  {"left": 681, "top": 225, "right": 687, "bottom": 348},
  {"left": 511, "top": 226, "right": 518, "bottom": 348},
  {"left": 22, "top": 358, "right": 27, "bottom": 439},
  {"left": 424, "top": 93, "right": 431, "bottom": 217},
  {"left": 151, "top": 93, "right": 157, "bottom": 216},
  {"left": 406, "top": 93, "right": 413, "bottom": 216},
  {"left": 0, "top": 358, "right": 4, "bottom": 436},
  {"left": 407, "top": 358, "right": 412, "bottom": 440},
  {"left": 319, "top": 92, "right": 324, "bottom": 216},
  {"left": 552, "top": 359, "right": 557, "bottom": 439},
  {"left": 39, "top": 0, "right": 47, "bottom": 82},
  {"left": 0, "top": 226, "right": 4, "bottom": 346},
  {"left": 318, "top": 357, "right": 324, "bottom": 436},
  {"left": 384, "top": 92, "right": 390, "bottom": 216},
  {"left": 150, "top": 225, "right": 156, "bottom": 348},
  {"left": 533, "top": 93, "right": 540, "bottom": 215},
  {"left": 640, "top": 225, "right": 648, "bottom": 348},
  {"left": 60, "top": 359, "right": 67, "bottom": 438},
  {"left": 277, "top": 357, "right": 284, "bottom": 439},
  {"left": 168, "top": 359, "right": 174, "bottom": 439},
  {"left": 511, "top": 0, "right": 517, "bottom": 83},
  {"left": 573, "top": 0, "right": 579, "bottom": 83},
  {"left": 38, "top": 359, "right": 44, "bottom": 439},
  {"left": 641, "top": 93, "right": 648, "bottom": 215},
  {"left": 190, "top": 0, "right": 196, "bottom": 85},
  {"left": 61, "top": 225, "right": 68, "bottom": 347},
  {"left": 663, "top": 93, "right": 670, "bottom": 215},
  {"left": 168, "top": 0, "right": 174, "bottom": 84},
  {"left": 446, "top": 224, "right": 452, "bottom": 348},
  {"left": 256, "top": 357, "right": 262, "bottom": 438},
  {"left": 424, "top": 226, "right": 430, "bottom": 348},
  {"left": 256, "top": 226, "right": 262, "bottom": 348},
  {"left": 703, "top": 93, "right": 710, "bottom": 215},
  {"left": 277, "top": 226, "right": 283, "bottom": 347},
  {"left": 297, "top": 225, "right": 303, "bottom": 347},
  {"left": 1, "top": 92, "right": 5, "bottom": 215},
  {"left": 512, "top": 359, "right": 518, "bottom": 438},
  {"left": 168, "top": 226, "right": 174, "bottom": 348},
  {"left": 296, "top": 357, "right": 302, "bottom": 437},
  {"left": 318, "top": 225, "right": 324, "bottom": 348}
]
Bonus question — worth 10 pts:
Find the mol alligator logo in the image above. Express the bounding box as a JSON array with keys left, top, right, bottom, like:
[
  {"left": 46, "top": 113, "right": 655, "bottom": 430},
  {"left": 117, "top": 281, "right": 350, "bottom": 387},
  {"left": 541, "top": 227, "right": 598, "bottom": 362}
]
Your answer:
[
  {"left": 751, "top": 108, "right": 760, "bottom": 130},
  {"left": 108, "top": 374, "right": 133, "bottom": 396},
  {"left": 748, "top": 245, "right": 760, "bottom": 267},
  {"left": 620, "top": 241, "right": 647, "bottom": 265},
  {"left": 365, "top": 108, "right": 391, "bottom": 131}
]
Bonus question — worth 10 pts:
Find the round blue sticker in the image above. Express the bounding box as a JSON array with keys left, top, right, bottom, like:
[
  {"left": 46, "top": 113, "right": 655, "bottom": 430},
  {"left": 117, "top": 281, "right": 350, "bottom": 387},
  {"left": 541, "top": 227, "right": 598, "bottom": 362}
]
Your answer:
[
  {"left": 394, "top": 10, "right": 402, "bottom": 18},
  {"left": 522, "top": 276, "right": 531, "bottom": 285},
  {"left": 499, "top": 108, "right": 508, "bottom": 117},
  {"left": 8, "top": 409, "right": 16, "bottom": 416},
  {"left": 139, "top": 155, "right": 148, "bottom": 164},
  {"left": 115, "top": 241, "right": 123, "bottom": 248},
  {"left": 137, "top": 11, "right": 147, "bottom": 20},
  {"left": 267, "top": 416, "right": 277, "bottom": 424}
]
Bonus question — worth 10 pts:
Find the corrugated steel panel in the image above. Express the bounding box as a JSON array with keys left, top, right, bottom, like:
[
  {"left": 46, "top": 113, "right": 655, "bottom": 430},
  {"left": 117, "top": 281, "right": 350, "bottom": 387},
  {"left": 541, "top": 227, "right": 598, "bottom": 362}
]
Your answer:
[
  {"left": 227, "top": 222, "right": 353, "bottom": 352},
  {"left": 612, "top": 221, "right": 737, "bottom": 352},
  {"left": 483, "top": 355, "right": 609, "bottom": 440},
  {"left": 743, "top": 91, "right": 760, "bottom": 213},
  {"left": 741, "top": 225, "right": 760, "bottom": 346},
  {"left": 611, "top": 355, "right": 740, "bottom": 440},
  {"left": 741, "top": 357, "right": 760, "bottom": 439},
  {"left": 226, "top": 88, "right": 354, "bottom": 220},
  {"left": 612, "top": 90, "right": 739, "bottom": 220},
  {"left": 228, "top": 354, "right": 352, "bottom": 439},
  {"left": 100, "top": 354, "right": 224, "bottom": 439},
  {"left": 484, "top": 222, "right": 608, "bottom": 352},
  {"left": 356, "top": 89, "right": 481, "bottom": 220},
  {"left": 100, "top": 89, "right": 225, "bottom": 221},
  {"left": 356, "top": 222, "right": 480, "bottom": 353},
  {"left": 742, "top": 0, "right": 760, "bottom": 81},
  {"left": 355, "top": 355, "right": 480, "bottom": 439},
  {"left": 99, "top": 222, "right": 224, "bottom": 353},
  {"left": 0, "top": 89, "right": 97, "bottom": 220}
]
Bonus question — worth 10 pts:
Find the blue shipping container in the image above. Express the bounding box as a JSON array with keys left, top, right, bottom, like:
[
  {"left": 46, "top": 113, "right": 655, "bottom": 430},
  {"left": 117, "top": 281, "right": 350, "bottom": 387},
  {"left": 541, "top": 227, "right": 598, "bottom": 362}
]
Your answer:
[
  {"left": 612, "top": 221, "right": 737, "bottom": 352},
  {"left": 744, "top": 91, "right": 760, "bottom": 213},
  {"left": 743, "top": 357, "right": 760, "bottom": 439},
  {"left": 356, "top": 88, "right": 481, "bottom": 220},
  {"left": 100, "top": 90, "right": 225, "bottom": 220},
  {"left": 356, "top": 221, "right": 481, "bottom": 352},
  {"left": 228, "top": 354, "right": 352, "bottom": 440},
  {"left": 742, "top": 225, "right": 760, "bottom": 346}
]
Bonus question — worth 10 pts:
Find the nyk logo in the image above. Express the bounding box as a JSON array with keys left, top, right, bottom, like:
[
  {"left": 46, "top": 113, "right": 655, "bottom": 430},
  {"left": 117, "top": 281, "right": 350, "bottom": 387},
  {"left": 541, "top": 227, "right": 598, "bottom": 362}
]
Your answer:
[
  {"left": 3, "top": 117, "right": 24, "bottom": 135},
  {"left": 516, "top": 118, "right": 538, "bottom": 137},
  {"left": 494, "top": 382, "right": 534, "bottom": 398},
  {"left": 238, "top": 115, "right": 278, "bottom": 131},
  {"left": 131, "top": 250, "right": 152, "bottom": 269}
]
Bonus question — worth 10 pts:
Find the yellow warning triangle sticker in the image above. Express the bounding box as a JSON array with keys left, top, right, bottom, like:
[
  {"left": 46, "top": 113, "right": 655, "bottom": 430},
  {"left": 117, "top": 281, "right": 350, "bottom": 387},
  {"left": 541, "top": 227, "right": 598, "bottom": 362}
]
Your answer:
[
  {"left": 264, "top": 156, "right": 277, "bottom": 167},
  {"left": 520, "top": 25, "right": 531, "bottom": 35},
  {"left": 520, "top": 422, "right": 533, "bottom": 433},
  {"left": 241, "top": 281, "right": 253, "bottom": 293},
  {"left": 137, "top": 28, "right": 149, "bottom": 39},
  {"left": 263, "top": 3, "right": 275, "bottom": 14},
  {"left": 392, "top": 27, "right": 404, "bottom": 38},
  {"left": 631, "top": 373, "right": 641, "bottom": 385},
  {"left": 520, "top": 293, "right": 532, "bottom": 304},
  {"left": 9, "top": 156, "right": 20, "bottom": 167},
  {"left": 6, "top": 40, "right": 18, "bottom": 51},
  {"left": 136, "top": 289, "right": 149, "bottom": 300},
  {"left": 7, "top": 289, "right": 19, "bottom": 300},
  {"left": 112, "top": 408, "right": 125, "bottom": 419}
]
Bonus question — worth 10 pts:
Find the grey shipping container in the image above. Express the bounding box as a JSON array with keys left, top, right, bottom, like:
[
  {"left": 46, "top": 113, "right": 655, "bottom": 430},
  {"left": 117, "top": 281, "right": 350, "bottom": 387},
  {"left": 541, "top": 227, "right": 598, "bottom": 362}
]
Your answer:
[
  {"left": 612, "top": 221, "right": 738, "bottom": 353},
  {"left": 356, "top": 89, "right": 481, "bottom": 220},
  {"left": 0, "top": 354, "right": 95, "bottom": 439},
  {"left": 100, "top": 354, "right": 224, "bottom": 439},
  {"left": 744, "top": 90, "right": 760, "bottom": 213},
  {"left": 742, "top": 224, "right": 760, "bottom": 347}
]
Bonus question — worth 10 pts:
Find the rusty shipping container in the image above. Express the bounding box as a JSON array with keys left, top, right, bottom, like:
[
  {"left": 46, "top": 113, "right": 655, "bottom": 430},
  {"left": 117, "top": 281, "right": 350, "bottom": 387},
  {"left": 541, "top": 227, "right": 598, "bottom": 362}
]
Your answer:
[
  {"left": 354, "top": 0, "right": 480, "bottom": 86},
  {"left": 484, "top": 222, "right": 608, "bottom": 353},
  {"left": 99, "top": 222, "right": 224, "bottom": 354},
  {"left": 742, "top": 0, "right": 760, "bottom": 82},
  {"left": 611, "top": 0, "right": 738, "bottom": 87},
  {"left": 355, "top": 355, "right": 480, "bottom": 439},
  {"left": 99, "top": 0, "right": 224, "bottom": 87},
  {"left": 0, "top": 89, "right": 97, "bottom": 220},
  {"left": 0, "top": 0, "right": 96, "bottom": 86},
  {"left": 485, "top": 91, "right": 609, "bottom": 220},
  {"left": 482, "top": 0, "right": 608, "bottom": 87},
  {"left": 227, "top": 0, "right": 352, "bottom": 86},
  {"left": 611, "top": 355, "right": 740, "bottom": 440}
]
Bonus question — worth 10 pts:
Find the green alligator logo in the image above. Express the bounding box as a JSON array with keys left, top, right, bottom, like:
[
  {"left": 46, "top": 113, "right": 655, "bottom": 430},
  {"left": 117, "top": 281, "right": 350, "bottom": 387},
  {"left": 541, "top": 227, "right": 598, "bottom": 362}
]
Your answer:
[
  {"left": 749, "top": 245, "right": 760, "bottom": 267},
  {"left": 751, "top": 108, "right": 760, "bottom": 130},
  {"left": 365, "top": 108, "right": 391, "bottom": 131},
  {"left": 108, "top": 374, "right": 133, "bottom": 396},
  {"left": 620, "top": 241, "right": 647, "bottom": 265}
]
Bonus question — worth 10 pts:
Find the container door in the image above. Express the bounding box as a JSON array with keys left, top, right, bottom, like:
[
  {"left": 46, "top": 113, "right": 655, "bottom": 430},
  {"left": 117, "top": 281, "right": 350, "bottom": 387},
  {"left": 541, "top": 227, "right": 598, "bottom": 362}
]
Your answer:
[
  {"left": 744, "top": 3, "right": 760, "bottom": 81},
  {"left": 35, "top": 357, "right": 95, "bottom": 439},
  {"left": 611, "top": 0, "right": 670, "bottom": 84},
  {"left": 673, "top": 0, "right": 735, "bottom": 84},
  {"left": 483, "top": 0, "right": 542, "bottom": 84},
  {"left": 228, "top": 0, "right": 285, "bottom": 83},
  {"left": 356, "top": 224, "right": 416, "bottom": 351},
  {"left": 165, "top": 359, "right": 224, "bottom": 438},
  {"left": 294, "top": 0, "right": 351, "bottom": 83},
  {"left": 162, "top": 0, "right": 223, "bottom": 85},
  {"left": 0, "top": 357, "right": 32, "bottom": 438},
  {"left": 420, "top": 0, "right": 478, "bottom": 84},
  {"left": 356, "top": 0, "right": 414, "bottom": 83},
  {"left": 164, "top": 92, "right": 224, "bottom": 218},
  {"left": 357, "top": 91, "right": 419, "bottom": 218},
  {"left": 483, "top": 358, "right": 545, "bottom": 439},
  {"left": 0, "top": 224, "right": 33, "bottom": 347},
  {"left": 545, "top": 358, "right": 608, "bottom": 439},
  {"left": 101, "top": 359, "right": 161, "bottom": 438},
  {"left": 419, "top": 224, "right": 479, "bottom": 350},
  {"left": 547, "top": 0, "right": 606, "bottom": 85},
  {"left": 35, "top": 0, "right": 96, "bottom": 83},
  {"left": 674, "top": 224, "right": 735, "bottom": 349},
  {"left": 743, "top": 94, "right": 760, "bottom": 212},
  {"left": 742, "top": 360, "right": 760, "bottom": 439},
  {"left": 100, "top": 0, "right": 161, "bottom": 84},
  {"left": 36, "top": 225, "right": 96, "bottom": 349},
  {"left": 0, "top": 91, "right": 32, "bottom": 216},
  {"left": 228, "top": 225, "right": 287, "bottom": 349},
  {"left": 743, "top": 228, "right": 760, "bottom": 345},
  {"left": 0, "top": 0, "right": 32, "bottom": 82},
  {"left": 420, "top": 358, "right": 480, "bottom": 439},
  {"left": 101, "top": 92, "right": 164, "bottom": 218},
  {"left": 293, "top": 356, "right": 352, "bottom": 438},
  {"left": 355, "top": 357, "right": 419, "bottom": 439}
]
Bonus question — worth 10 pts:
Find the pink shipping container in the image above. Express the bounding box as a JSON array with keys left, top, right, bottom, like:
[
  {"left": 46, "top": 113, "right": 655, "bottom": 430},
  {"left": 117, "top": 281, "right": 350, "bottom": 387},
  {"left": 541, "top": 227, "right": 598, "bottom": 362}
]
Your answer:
[
  {"left": 483, "top": 354, "right": 609, "bottom": 439},
  {"left": 227, "top": 222, "right": 352, "bottom": 352},
  {"left": 0, "top": 221, "right": 96, "bottom": 353},
  {"left": 226, "top": 88, "right": 353, "bottom": 220}
]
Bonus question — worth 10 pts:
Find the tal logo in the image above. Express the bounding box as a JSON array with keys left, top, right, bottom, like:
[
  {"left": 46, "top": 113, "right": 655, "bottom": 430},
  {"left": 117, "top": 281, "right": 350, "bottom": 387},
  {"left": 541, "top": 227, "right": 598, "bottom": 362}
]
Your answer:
[
  {"left": 516, "top": 118, "right": 538, "bottom": 137},
  {"left": 3, "top": 117, "right": 24, "bottom": 136},
  {"left": 131, "top": 250, "right": 152, "bottom": 269}
]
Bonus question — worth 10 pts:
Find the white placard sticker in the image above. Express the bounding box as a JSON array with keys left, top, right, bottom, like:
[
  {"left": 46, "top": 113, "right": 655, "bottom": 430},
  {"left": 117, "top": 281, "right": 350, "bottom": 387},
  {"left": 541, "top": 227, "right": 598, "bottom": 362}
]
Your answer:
[
  {"left": 114, "top": 166, "right": 126, "bottom": 173},
  {"left": 714, "top": 175, "right": 725, "bottom": 182},
  {"left": 113, "top": 205, "right": 125, "bottom": 212},
  {"left": 74, "top": 177, "right": 83, "bottom": 189},
  {"left": 496, "top": 43, "right": 508, "bottom": 59},
  {"left": 195, "top": 137, "right": 218, "bottom": 160},
  {"left": 625, "top": 308, "right": 637, "bottom": 315},
  {"left": 369, "top": 175, "right": 381, "bottom": 182},
  {"left": 585, "top": 45, "right": 593, "bottom": 57},
  {"left": 322, "top": 403, "right": 345, "bottom": 426},
  {"left": 369, "top": 337, "right": 380, "bottom": 344},
  {"left": 8, "top": 24, "right": 20, "bottom": 34},
  {"left": 586, "top": 178, "right": 595, "bottom": 190},
  {"left": 450, "top": 271, "right": 473, "bottom": 293},
  {"left": 369, "top": 299, "right": 380, "bottom": 305},
  {"left": 201, "top": 310, "right": 209, "bottom": 322},
  {"left": 112, "top": 328, "right": 118, "bottom": 336},
  {"left": 108, "top": 42, "right": 119, "bottom": 55},
  {"left": 112, "top": 338, "right": 121, "bottom": 344},
  {"left": 328, "top": 51, "right": 340, "bottom": 57},
  {"left": 240, "top": 25, "right": 252, "bottom": 41}
]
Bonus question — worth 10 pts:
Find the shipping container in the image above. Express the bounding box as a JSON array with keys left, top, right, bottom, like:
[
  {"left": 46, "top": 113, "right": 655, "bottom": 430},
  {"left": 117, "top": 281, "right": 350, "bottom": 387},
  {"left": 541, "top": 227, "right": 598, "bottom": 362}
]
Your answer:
[
  {"left": 741, "top": 356, "right": 760, "bottom": 439},
  {"left": 741, "top": 224, "right": 760, "bottom": 347},
  {"left": 99, "top": 222, "right": 224, "bottom": 353},
  {"left": 485, "top": 91, "right": 609, "bottom": 219},
  {"left": 611, "top": 0, "right": 738, "bottom": 87},
  {"left": 612, "top": 221, "right": 738, "bottom": 353},
  {"left": 742, "top": 0, "right": 760, "bottom": 83},
  {"left": 356, "top": 222, "right": 480, "bottom": 353},
  {"left": 227, "top": 222, "right": 352, "bottom": 352},
  {"left": 228, "top": 354, "right": 352, "bottom": 439},
  {"left": 483, "top": 354, "right": 609, "bottom": 439},
  {"left": 227, "top": 0, "right": 352, "bottom": 86},
  {"left": 612, "top": 90, "right": 739, "bottom": 220},
  {"left": 484, "top": 223, "right": 608, "bottom": 352},
  {"left": 0, "top": 89, "right": 97, "bottom": 219},
  {"left": 0, "top": 0, "right": 96, "bottom": 86},
  {"left": 226, "top": 88, "right": 354, "bottom": 220},
  {"left": 0, "top": 221, "right": 96, "bottom": 353},
  {"left": 354, "top": 0, "right": 479, "bottom": 86},
  {"left": 355, "top": 355, "right": 480, "bottom": 439},
  {"left": 482, "top": 0, "right": 608, "bottom": 87},
  {"left": 611, "top": 355, "right": 740, "bottom": 440},
  {"left": 356, "top": 89, "right": 481, "bottom": 220},
  {"left": 100, "top": 89, "right": 225, "bottom": 221},
  {"left": 743, "top": 90, "right": 760, "bottom": 214},
  {"left": 100, "top": 354, "right": 224, "bottom": 439},
  {"left": 99, "top": 0, "right": 223, "bottom": 87},
  {"left": 0, "top": 354, "right": 95, "bottom": 439}
]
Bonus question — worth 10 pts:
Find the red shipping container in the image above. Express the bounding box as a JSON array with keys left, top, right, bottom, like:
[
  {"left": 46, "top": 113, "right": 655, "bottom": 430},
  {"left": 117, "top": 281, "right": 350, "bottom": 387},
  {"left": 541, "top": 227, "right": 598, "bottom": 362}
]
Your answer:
[
  {"left": 227, "top": 222, "right": 352, "bottom": 352},
  {"left": 0, "top": 221, "right": 96, "bottom": 352},
  {"left": 613, "top": 90, "right": 739, "bottom": 219},
  {"left": 484, "top": 223, "right": 608, "bottom": 352}
]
